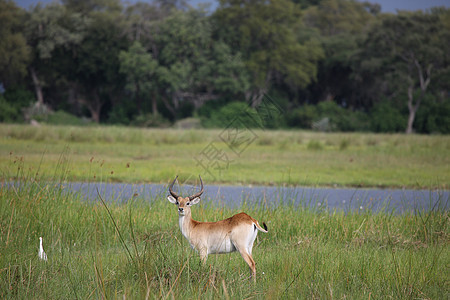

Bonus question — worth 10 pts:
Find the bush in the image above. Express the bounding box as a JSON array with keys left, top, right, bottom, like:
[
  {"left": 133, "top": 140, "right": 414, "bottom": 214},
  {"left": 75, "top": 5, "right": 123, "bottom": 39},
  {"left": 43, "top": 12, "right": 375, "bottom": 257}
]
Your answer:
[
  {"left": 106, "top": 97, "right": 140, "bottom": 125},
  {"left": 287, "top": 105, "right": 318, "bottom": 128},
  {"left": 255, "top": 101, "right": 286, "bottom": 129},
  {"left": 108, "top": 105, "right": 132, "bottom": 125},
  {"left": 202, "top": 101, "right": 260, "bottom": 128},
  {"left": 0, "top": 88, "right": 34, "bottom": 122},
  {"left": 197, "top": 98, "right": 228, "bottom": 120},
  {"left": 415, "top": 96, "right": 450, "bottom": 134},
  {"left": 0, "top": 96, "right": 20, "bottom": 122},
  {"left": 337, "top": 110, "right": 371, "bottom": 132},
  {"left": 46, "top": 110, "right": 88, "bottom": 126},
  {"left": 316, "top": 101, "right": 346, "bottom": 131},
  {"left": 370, "top": 100, "right": 406, "bottom": 133},
  {"left": 4, "top": 88, "right": 34, "bottom": 110},
  {"left": 288, "top": 101, "right": 370, "bottom": 132},
  {"left": 131, "top": 113, "right": 171, "bottom": 128}
]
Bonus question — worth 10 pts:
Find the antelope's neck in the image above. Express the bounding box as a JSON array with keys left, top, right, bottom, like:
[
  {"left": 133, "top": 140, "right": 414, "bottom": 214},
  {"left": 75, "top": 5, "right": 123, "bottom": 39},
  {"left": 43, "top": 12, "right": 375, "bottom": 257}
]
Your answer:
[{"left": 178, "top": 214, "right": 193, "bottom": 240}]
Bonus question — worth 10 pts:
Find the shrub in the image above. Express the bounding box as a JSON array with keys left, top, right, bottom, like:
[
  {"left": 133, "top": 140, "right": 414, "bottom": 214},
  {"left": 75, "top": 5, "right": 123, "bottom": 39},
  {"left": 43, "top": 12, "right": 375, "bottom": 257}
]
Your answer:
[
  {"left": 4, "top": 87, "right": 34, "bottom": 110},
  {"left": 337, "top": 110, "right": 371, "bottom": 132},
  {"left": 287, "top": 105, "right": 318, "bottom": 128},
  {"left": 0, "top": 88, "right": 34, "bottom": 122},
  {"left": 253, "top": 95, "right": 287, "bottom": 129},
  {"left": 415, "top": 95, "right": 450, "bottom": 134},
  {"left": 202, "top": 101, "right": 260, "bottom": 128},
  {"left": 370, "top": 100, "right": 406, "bottom": 133},
  {"left": 46, "top": 110, "right": 88, "bottom": 126},
  {"left": 197, "top": 98, "right": 228, "bottom": 120},
  {"left": 316, "top": 101, "right": 346, "bottom": 131},
  {"left": 0, "top": 96, "right": 20, "bottom": 122},
  {"left": 290, "top": 101, "right": 370, "bottom": 132},
  {"left": 108, "top": 104, "right": 133, "bottom": 125},
  {"left": 131, "top": 113, "right": 171, "bottom": 128}
]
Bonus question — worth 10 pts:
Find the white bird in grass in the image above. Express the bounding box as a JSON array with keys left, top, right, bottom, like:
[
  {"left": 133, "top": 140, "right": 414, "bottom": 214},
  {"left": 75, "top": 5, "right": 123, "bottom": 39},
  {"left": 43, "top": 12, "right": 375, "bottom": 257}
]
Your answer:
[{"left": 38, "top": 236, "right": 47, "bottom": 261}]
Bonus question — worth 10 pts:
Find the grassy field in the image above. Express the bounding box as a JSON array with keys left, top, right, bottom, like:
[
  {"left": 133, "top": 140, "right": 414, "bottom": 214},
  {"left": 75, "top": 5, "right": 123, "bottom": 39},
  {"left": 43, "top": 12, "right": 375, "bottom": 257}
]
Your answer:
[
  {"left": 1, "top": 172, "right": 448, "bottom": 299},
  {"left": 0, "top": 124, "right": 449, "bottom": 298},
  {"left": 0, "top": 124, "right": 449, "bottom": 189}
]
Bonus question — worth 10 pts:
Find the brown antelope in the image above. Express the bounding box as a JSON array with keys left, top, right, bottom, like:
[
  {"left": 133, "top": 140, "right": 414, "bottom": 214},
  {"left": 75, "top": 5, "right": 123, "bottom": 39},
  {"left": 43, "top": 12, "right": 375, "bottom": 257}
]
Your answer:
[{"left": 167, "top": 175, "right": 268, "bottom": 281}]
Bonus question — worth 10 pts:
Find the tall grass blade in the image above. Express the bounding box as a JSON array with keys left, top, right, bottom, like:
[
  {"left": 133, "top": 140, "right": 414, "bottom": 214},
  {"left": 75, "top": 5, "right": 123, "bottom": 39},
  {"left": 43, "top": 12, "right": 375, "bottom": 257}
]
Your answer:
[{"left": 96, "top": 187, "right": 135, "bottom": 266}]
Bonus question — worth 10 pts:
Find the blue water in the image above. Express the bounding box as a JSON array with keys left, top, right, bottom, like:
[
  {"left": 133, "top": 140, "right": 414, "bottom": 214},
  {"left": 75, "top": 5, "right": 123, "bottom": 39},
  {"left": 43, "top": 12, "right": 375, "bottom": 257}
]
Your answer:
[{"left": 63, "top": 182, "right": 449, "bottom": 214}]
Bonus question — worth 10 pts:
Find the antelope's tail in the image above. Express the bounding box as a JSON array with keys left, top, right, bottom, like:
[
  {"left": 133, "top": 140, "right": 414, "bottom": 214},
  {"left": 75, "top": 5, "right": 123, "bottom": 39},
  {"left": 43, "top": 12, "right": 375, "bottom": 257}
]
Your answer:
[{"left": 255, "top": 221, "right": 268, "bottom": 233}]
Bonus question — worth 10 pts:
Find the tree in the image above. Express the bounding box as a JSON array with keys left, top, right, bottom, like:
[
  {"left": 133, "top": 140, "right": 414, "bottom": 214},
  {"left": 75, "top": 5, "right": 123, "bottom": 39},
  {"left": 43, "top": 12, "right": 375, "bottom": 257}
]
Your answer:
[
  {"left": 62, "top": 0, "right": 122, "bottom": 14},
  {"left": 358, "top": 9, "right": 449, "bottom": 134},
  {"left": 0, "top": 0, "right": 30, "bottom": 88},
  {"left": 154, "top": 9, "right": 249, "bottom": 119},
  {"left": 214, "top": 0, "right": 323, "bottom": 107},
  {"left": 304, "top": 0, "right": 378, "bottom": 106},
  {"left": 63, "top": 0, "right": 128, "bottom": 123},
  {"left": 23, "top": 3, "right": 86, "bottom": 106},
  {"left": 304, "top": 0, "right": 379, "bottom": 36},
  {"left": 293, "top": 0, "right": 324, "bottom": 8},
  {"left": 122, "top": 1, "right": 162, "bottom": 46},
  {"left": 119, "top": 41, "right": 159, "bottom": 115}
]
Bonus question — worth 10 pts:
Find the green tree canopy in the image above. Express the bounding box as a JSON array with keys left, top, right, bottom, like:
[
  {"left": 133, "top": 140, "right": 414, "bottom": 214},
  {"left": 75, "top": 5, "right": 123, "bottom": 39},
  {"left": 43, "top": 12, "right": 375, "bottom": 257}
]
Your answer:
[
  {"left": 356, "top": 9, "right": 450, "bottom": 133},
  {"left": 119, "top": 41, "right": 159, "bottom": 115},
  {"left": 0, "top": 0, "right": 447, "bottom": 133},
  {"left": 154, "top": 9, "right": 249, "bottom": 118},
  {"left": 23, "top": 2, "right": 87, "bottom": 106},
  {"left": 214, "top": 0, "right": 323, "bottom": 106},
  {"left": 304, "top": 0, "right": 377, "bottom": 106},
  {"left": 0, "top": 0, "right": 30, "bottom": 87},
  {"left": 59, "top": 0, "right": 127, "bottom": 122}
]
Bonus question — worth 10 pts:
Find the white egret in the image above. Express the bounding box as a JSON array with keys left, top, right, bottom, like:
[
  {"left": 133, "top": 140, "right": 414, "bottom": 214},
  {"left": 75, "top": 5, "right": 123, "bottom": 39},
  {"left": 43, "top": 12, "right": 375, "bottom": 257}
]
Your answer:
[{"left": 38, "top": 236, "right": 47, "bottom": 261}]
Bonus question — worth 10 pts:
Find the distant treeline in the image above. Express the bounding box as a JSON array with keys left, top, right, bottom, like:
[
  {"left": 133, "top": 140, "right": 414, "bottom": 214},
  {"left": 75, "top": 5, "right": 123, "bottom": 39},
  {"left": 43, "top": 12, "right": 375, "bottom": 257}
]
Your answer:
[{"left": 0, "top": 0, "right": 449, "bottom": 133}]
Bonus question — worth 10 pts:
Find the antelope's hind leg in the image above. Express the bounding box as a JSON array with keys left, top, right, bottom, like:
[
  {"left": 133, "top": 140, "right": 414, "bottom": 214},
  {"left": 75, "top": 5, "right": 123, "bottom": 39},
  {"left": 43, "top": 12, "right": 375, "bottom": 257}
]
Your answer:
[
  {"left": 233, "top": 234, "right": 256, "bottom": 282},
  {"left": 239, "top": 248, "right": 256, "bottom": 281}
]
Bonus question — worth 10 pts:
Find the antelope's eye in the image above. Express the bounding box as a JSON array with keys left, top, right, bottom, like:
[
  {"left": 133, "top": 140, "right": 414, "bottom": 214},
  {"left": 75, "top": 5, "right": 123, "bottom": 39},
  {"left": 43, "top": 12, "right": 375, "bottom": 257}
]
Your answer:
[
  {"left": 175, "top": 201, "right": 179, "bottom": 205},
  {"left": 186, "top": 202, "right": 191, "bottom": 206}
]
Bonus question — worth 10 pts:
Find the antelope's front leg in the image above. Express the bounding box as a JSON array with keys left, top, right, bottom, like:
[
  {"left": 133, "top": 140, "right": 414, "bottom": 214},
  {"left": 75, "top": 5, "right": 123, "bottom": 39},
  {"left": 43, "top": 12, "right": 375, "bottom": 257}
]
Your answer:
[{"left": 199, "top": 246, "right": 208, "bottom": 264}]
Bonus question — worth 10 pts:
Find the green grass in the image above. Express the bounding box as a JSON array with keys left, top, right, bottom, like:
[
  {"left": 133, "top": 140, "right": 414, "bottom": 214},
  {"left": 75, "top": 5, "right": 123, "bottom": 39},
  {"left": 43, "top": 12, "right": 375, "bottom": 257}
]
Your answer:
[
  {"left": 0, "top": 164, "right": 448, "bottom": 299},
  {"left": 1, "top": 124, "right": 449, "bottom": 189}
]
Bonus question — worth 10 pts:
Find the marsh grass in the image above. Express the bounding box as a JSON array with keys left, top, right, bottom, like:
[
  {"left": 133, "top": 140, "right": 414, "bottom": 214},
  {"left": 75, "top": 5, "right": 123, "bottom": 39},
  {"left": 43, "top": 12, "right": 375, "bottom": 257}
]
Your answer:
[
  {"left": 1, "top": 124, "right": 449, "bottom": 189},
  {"left": 0, "top": 160, "right": 448, "bottom": 299}
]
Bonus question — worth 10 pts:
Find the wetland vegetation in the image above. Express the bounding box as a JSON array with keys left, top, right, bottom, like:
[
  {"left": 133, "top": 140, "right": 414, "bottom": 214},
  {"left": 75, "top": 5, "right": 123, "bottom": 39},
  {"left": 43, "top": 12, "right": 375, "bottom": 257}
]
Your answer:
[
  {"left": 1, "top": 124, "right": 449, "bottom": 189},
  {"left": 1, "top": 124, "right": 449, "bottom": 298}
]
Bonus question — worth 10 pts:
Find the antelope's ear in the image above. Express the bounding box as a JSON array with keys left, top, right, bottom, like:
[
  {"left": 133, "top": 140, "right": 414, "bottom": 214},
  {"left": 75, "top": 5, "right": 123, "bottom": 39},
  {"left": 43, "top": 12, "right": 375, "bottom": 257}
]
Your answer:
[
  {"left": 191, "top": 197, "right": 201, "bottom": 205},
  {"left": 167, "top": 195, "right": 177, "bottom": 204}
]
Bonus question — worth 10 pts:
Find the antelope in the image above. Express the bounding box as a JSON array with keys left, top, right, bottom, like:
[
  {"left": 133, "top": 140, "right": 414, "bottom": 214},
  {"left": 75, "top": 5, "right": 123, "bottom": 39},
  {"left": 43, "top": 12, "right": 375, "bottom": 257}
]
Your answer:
[{"left": 167, "top": 175, "right": 268, "bottom": 281}]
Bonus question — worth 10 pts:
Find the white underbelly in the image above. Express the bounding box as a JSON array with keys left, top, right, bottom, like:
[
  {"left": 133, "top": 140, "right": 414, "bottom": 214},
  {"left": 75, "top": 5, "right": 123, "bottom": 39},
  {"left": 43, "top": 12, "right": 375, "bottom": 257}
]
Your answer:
[{"left": 208, "top": 237, "right": 236, "bottom": 254}]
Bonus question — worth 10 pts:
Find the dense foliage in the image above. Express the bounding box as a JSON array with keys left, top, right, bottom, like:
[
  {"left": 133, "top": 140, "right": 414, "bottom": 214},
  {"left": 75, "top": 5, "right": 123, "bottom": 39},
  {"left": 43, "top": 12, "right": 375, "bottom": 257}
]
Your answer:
[{"left": 0, "top": 0, "right": 449, "bottom": 133}]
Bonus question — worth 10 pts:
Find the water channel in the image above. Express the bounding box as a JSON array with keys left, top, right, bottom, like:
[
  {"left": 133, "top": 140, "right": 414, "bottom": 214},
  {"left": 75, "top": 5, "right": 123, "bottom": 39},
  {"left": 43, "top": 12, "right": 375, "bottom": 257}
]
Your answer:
[{"left": 63, "top": 182, "right": 448, "bottom": 213}]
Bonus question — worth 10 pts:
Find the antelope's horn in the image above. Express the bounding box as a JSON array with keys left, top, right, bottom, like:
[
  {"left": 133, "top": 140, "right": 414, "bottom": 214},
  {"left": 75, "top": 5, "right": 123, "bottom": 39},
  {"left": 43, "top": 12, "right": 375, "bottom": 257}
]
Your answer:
[
  {"left": 189, "top": 175, "right": 204, "bottom": 200},
  {"left": 169, "top": 176, "right": 179, "bottom": 198}
]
